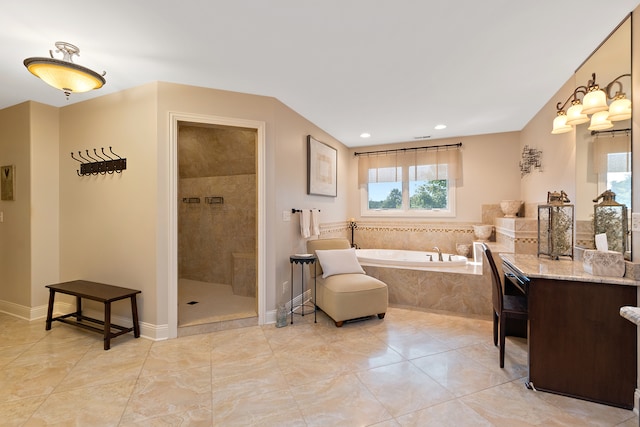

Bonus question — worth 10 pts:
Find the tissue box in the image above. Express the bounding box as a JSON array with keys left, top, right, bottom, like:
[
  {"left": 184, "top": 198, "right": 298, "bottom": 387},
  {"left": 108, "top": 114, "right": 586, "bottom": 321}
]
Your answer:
[{"left": 583, "top": 250, "right": 625, "bottom": 277}]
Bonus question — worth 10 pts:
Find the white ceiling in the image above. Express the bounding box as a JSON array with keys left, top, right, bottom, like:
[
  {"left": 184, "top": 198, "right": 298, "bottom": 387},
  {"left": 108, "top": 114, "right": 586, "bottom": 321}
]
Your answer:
[{"left": 2, "top": 1, "right": 638, "bottom": 147}]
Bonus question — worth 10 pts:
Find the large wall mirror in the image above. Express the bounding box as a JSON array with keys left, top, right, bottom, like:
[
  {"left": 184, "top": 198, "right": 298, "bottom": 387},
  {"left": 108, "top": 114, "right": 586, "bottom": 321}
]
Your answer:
[{"left": 575, "top": 15, "right": 632, "bottom": 260}]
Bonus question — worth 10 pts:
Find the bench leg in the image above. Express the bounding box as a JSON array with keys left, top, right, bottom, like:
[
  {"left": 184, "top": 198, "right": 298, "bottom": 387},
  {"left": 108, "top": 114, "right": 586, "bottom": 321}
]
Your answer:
[
  {"left": 75, "top": 296, "right": 82, "bottom": 322},
  {"left": 104, "top": 302, "right": 111, "bottom": 350},
  {"left": 45, "top": 289, "right": 55, "bottom": 331},
  {"left": 130, "top": 295, "right": 140, "bottom": 338}
]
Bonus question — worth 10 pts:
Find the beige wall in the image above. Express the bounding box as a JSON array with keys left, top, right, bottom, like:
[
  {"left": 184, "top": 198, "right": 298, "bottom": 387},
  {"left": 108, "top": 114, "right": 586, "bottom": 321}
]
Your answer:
[
  {"left": 520, "top": 77, "right": 577, "bottom": 209},
  {"left": 345, "top": 132, "right": 522, "bottom": 222},
  {"left": 0, "top": 101, "right": 59, "bottom": 313},
  {"left": 30, "top": 102, "right": 59, "bottom": 307},
  {"left": 0, "top": 103, "right": 32, "bottom": 308},
  {"left": 58, "top": 84, "right": 159, "bottom": 322}
]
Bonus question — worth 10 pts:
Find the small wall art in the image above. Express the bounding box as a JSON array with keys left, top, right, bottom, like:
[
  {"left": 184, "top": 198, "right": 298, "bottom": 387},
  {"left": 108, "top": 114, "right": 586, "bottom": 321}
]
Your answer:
[
  {"left": 307, "top": 135, "right": 337, "bottom": 197},
  {"left": 1, "top": 165, "right": 15, "bottom": 201}
]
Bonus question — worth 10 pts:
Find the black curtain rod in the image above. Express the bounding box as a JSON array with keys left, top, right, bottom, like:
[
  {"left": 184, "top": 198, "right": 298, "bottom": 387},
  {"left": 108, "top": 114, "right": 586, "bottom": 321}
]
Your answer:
[
  {"left": 591, "top": 128, "right": 631, "bottom": 136},
  {"left": 354, "top": 142, "right": 462, "bottom": 157}
]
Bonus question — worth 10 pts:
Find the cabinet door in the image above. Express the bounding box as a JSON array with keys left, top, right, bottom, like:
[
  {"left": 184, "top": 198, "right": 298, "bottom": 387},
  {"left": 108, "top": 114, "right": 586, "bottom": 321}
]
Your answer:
[{"left": 528, "top": 278, "right": 636, "bottom": 409}]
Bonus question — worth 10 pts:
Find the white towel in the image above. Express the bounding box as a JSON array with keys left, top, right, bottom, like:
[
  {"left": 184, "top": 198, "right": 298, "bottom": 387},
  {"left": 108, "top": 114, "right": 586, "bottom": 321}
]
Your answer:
[
  {"left": 311, "top": 209, "right": 320, "bottom": 236},
  {"left": 300, "top": 209, "right": 311, "bottom": 238}
]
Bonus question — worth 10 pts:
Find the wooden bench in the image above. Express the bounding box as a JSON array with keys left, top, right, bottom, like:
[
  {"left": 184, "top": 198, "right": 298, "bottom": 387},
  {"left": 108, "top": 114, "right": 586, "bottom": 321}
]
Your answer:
[{"left": 45, "top": 280, "right": 141, "bottom": 350}]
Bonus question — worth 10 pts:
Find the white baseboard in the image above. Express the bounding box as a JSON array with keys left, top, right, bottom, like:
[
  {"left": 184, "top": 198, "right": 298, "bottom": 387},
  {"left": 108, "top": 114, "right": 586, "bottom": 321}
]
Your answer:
[{"left": 0, "top": 299, "right": 169, "bottom": 342}]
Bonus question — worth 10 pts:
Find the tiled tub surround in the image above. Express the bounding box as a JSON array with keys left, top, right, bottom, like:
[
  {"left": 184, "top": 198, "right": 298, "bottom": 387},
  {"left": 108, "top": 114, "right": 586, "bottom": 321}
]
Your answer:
[
  {"left": 317, "top": 221, "right": 491, "bottom": 316},
  {"left": 363, "top": 262, "right": 491, "bottom": 316},
  {"left": 338, "top": 221, "right": 478, "bottom": 254}
]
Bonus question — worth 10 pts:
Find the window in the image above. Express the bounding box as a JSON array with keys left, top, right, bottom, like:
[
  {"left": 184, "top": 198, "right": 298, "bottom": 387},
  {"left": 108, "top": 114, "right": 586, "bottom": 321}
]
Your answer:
[
  {"left": 594, "top": 134, "right": 631, "bottom": 209},
  {"left": 358, "top": 146, "right": 461, "bottom": 217}
]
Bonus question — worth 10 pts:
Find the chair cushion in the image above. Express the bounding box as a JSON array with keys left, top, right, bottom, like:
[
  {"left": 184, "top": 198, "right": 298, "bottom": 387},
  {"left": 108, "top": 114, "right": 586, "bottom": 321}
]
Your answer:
[
  {"left": 315, "top": 248, "right": 365, "bottom": 278},
  {"left": 322, "top": 273, "right": 387, "bottom": 293},
  {"left": 307, "top": 238, "right": 352, "bottom": 277}
]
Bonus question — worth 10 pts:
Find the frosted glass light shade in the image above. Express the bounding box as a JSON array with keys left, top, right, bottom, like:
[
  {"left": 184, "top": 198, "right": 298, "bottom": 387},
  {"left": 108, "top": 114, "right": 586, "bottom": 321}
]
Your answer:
[
  {"left": 551, "top": 113, "right": 572, "bottom": 134},
  {"left": 587, "top": 110, "right": 613, "bottom": 131},
  {"left": 607, "top": 97, "right": 632, "bottom": 121},
  {"left": 565, "top": 103, "right": 589, "bottom": 125},
  {"left": 24, "top": 58, "right": 105, "bottom": 93},
  {"left": 581, "top": 89, "right": 608, "bottom": 115}
]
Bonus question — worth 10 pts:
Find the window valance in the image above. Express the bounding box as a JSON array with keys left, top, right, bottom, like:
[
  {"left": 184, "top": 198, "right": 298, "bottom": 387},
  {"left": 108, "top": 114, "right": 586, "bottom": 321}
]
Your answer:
[
  {"left": 592, "top": 130, "right": 630, "bottom": 175},
  {"left": 356, "top": 143, "right": 462, "bottom": 188}
]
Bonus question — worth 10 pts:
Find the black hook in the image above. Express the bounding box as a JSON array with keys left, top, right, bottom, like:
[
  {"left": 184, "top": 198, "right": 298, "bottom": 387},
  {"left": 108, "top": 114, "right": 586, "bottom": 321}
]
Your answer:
[
  {"left": 93, "top": 148, "right": 106, "bottom": 162},
  {"left": 70, "top": 152, "right": 83, "bottom": 163},
  {"left": 85, "top": 150, "right": 98, "bottom": 162},
  {"left": 101, "top": 147, "right": 113, "bottom": 160},
  {"left": 78, "top": 151, "right": 90, "bottom": 163},
  {"left": 109, "top": 146, "right": 122, "bottom": 159}
]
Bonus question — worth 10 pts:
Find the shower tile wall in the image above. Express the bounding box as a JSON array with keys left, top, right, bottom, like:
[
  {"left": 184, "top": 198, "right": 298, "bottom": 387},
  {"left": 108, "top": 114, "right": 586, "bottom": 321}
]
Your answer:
[{"left": 178, "top": 125, "right": 256, "bottom": 296}]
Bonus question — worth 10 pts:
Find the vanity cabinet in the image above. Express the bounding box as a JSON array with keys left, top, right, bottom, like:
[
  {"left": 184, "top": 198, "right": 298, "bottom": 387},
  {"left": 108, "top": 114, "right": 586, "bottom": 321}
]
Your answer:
[
  {"left": 528, "top": 277, "right": 636, "bottom": 409},
  {"left": 501, "top": 254, "right": 637, "bottom": 409}
]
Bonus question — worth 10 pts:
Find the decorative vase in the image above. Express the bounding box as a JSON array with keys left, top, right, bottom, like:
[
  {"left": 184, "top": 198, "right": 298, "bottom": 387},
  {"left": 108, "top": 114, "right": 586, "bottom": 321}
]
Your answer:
[
  {"left": 473, "top": 225, "right": 493, "bottom": 242},
  {"left": 500, "top": 200, "right": 522, "bottom": 217},
  {"left": 276, "top": 304, "right": 288, "bottom": 328}
]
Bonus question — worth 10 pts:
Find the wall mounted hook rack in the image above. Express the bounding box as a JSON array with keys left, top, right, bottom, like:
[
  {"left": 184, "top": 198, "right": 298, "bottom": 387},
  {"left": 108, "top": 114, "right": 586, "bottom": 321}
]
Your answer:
[{"left": 70, "top": 147, "right": 127, "bottom": 176}]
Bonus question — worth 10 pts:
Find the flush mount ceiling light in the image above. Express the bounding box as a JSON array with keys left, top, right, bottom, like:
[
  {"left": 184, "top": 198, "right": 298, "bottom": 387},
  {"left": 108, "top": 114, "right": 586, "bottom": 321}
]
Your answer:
[
  {"left": 23, "top": 41, "right": 106, "bottom": 98},
  {"left": 434, "top": 124, "right": 447, "bottom": 130},
  {"left": 360, "top": 132, "right": 371, "bottom": 138},
  {"left": 551, "top": 72, "right": 631, "bottom": 134}
]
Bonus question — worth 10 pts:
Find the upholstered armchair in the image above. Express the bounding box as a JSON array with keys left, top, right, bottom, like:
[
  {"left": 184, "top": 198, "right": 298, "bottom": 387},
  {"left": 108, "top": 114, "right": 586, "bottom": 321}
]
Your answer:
[{"left": 306, "top": 238, "right": 388, "bottom": 327}]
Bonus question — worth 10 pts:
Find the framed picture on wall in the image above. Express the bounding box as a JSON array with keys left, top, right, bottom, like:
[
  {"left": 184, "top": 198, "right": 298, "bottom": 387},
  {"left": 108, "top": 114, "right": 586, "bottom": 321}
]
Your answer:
[
  {"left": 307, "top": 135, "right": 337, "bottom": 197},
  {"left": 1, "top": 165, "right": 15, "bottom": 201}
]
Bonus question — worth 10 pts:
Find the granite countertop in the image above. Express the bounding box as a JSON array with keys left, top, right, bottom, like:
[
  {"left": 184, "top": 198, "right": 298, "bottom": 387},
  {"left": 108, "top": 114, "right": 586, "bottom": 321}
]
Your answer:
[
  {"left": 500, "top": 253, "right": 639, "bottom": 287},
  {"left": 620, "top": 306, "right": 640, "bottom": 325}
]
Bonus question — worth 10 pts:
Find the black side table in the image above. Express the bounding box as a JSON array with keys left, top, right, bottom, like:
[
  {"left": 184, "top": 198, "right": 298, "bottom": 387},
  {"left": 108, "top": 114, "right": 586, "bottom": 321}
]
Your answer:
[{"left": 289, "top": 255, "right": 317, "bottom": 324}]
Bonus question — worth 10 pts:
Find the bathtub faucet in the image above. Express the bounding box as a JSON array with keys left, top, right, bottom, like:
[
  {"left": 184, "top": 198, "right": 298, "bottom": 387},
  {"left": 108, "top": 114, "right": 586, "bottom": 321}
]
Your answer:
[{"left": 432, "top": 247, "right": 443, "bottom": 261}]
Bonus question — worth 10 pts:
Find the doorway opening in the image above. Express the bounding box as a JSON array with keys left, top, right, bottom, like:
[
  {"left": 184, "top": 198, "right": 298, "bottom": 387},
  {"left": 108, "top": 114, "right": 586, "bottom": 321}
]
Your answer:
[{"left": 168, "top": 112, "right": 266, "bottom": 338}]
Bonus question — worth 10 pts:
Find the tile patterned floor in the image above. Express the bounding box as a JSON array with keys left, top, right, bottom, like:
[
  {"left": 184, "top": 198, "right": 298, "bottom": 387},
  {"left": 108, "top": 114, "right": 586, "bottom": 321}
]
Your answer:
[{"left": 0, "top": 307, "right": 637, "bottom": 426}]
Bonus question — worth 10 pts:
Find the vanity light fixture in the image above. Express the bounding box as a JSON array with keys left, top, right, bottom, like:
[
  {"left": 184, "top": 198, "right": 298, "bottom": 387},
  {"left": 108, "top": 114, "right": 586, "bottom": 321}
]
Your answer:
[
  {"left": 551, "top": 72, "right": 631, "bottom": 134},
  {"left": 23, "top": 41, "right": 106, "bottom": 99}
]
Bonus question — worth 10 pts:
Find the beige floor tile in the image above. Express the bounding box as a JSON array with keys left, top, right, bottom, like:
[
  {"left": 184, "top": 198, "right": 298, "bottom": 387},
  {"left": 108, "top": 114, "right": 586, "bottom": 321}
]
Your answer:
[
  {"left": 1, "top": 306, "right": 637, "bottom": 426},
  {"left": 118, "top": 408, "right": 212, "bottom": 427},
  {"left": 211, "top": 355, "right": 289, "bottom": 401},
  {"left": 210, "top": 325, "right": 273, "bottom": 359},
  {"left": 383, "top": 329, "right": 452, "bottom": 360},
  {"left": 212, "top": 388, "right": 306, "bottom": 426},
  {"left": 460, "top": 379, "right": 593, "bottom": 426},
  {"left": 120, "top": 366, "right": 212, "bottom": 424},
  {"left": 275, "top": 341, "right": 351, "bottom": 386},
  {"left": 328, "top": 333, "right": 405, "bottom": 371},
  {"left": 411, "top": 349, "right": 512, "bottom": 397},
  {"left": 0, "top": 395, "right": 47, "bottom": 427},
  {"left": 357, "top": 361, "right": 455, "bottom": 417},
  {"left": 140, "top": 332, "right": 211, "bottom": 377},
  {"left": 395, "top": 399, "right": 493, "bottom": 426},
  {"left": 24, "top": 379, "right": 135, "bottom": 426},
  {"left": 292, "top": 373, "right": 393, "bottom": 426},
  {"left": 0, "top": 357, "right": 78, "bottom": 402}
]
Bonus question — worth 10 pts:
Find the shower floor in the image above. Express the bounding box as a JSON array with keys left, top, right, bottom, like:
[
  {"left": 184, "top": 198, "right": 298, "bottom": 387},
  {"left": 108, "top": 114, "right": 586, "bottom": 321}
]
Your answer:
[{"left": 178, "top": 278, "right": 256, "bottom": 327}]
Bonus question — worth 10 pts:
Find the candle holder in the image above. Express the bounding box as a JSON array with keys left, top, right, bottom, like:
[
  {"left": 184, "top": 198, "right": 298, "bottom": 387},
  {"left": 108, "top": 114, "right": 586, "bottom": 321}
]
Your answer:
[
  {"left": 593, "top": 190, "right": 628, "bottom": 255},
  {"left": 348, "top": 219, "right": 358, "bottom": 248}
]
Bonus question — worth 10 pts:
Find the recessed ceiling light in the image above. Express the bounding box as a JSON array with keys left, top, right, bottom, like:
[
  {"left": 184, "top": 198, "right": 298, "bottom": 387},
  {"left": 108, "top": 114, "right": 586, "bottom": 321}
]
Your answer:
[
  {"left": 434, "top": 124, "right": 447, "bottom": 130},
  {"left": 360, "top": 133, "right": 371, "bottom": 138}
]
